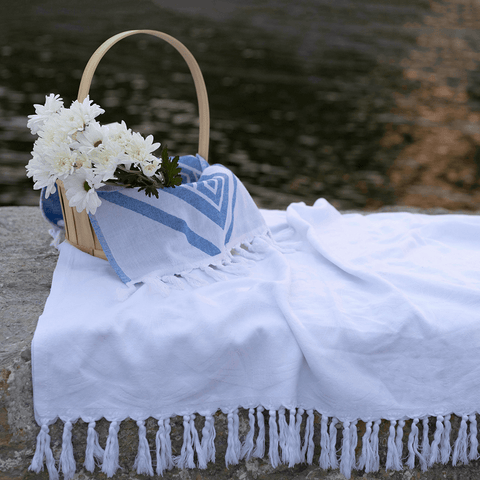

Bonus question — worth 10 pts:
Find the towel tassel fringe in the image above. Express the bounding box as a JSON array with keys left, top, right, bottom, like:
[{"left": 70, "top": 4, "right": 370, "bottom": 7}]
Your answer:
[
  {"left": 428, "top": 415, "right": 444, "bottom": 466},
  {"left": 301, "top": 409, "right": 315, "bottom": 465},
  {"left": 319, "top": 415, "right": 330, "bottom": 469},
  {"left": 156, "top": 417, "right": 174, "bottom": 475},
  {"left": 201, "top": 414, "right": 216, "bottom": 464},
  {"left": 253, "top": 407, "right": 265, "bottom": 458},
  {"left": 84, "top": 421, "right": 104, "bottom": 473},
  {"left": 59, "top": 420, "right": 76, "bottom": 480},
  {"left": 241, "top": 408, "right": 255, "bottom": 461},
  {"left": 225, "top": 409, "right": 241, "bottom": 467},
  {"left": 453, "top": 414, "right": 469, "bottom": 466},
  {"left": 468, "top": 414, "right": 479, "bottom": 461},
  {"left": 268, "top": 409, "right": 281, "bottom": 468},
  {"left": 29, "top": 424, "right": 59, "bottom": 480},
  {"left": 101, "top": 420, "right": 121, "bottom": 477},
  {"left": 278, "top": 408, "right": 289, "bottom": 464},
  {"left": 340, "top": 421, "right": 355, "bottom": 479},
  {"left": 133, "top": 420, "right": 154, "bottom": 476},
  {"left": 441, "top": 414, "right": 452, "bottom": 464}
]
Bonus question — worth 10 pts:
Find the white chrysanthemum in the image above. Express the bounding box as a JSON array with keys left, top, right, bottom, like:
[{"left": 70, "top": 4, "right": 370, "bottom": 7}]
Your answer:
[
  {"left": 63, "top": 168, "right": 104, "bottom": 214},
  {"left": 42, "top": 143, "right": 78, "bottom": 178},
  {"left": 71, "top": 96, "right": 104, "bottom": 123},
  {"left": 91, "top": 139, "right": 127, "bottom": 181},
  {"left": 37, "top": 115, "right": 70, "bottom": 147},
  {"left": 140, "top": 155, "right": 161, "bottom": 177},
  {"left": 73, "top": 151, "right": 92, "bottom": 170},
  {"left": 26, "top": 153, "right": 58, "bottom": 197},
  {"left": 58, "top": 96, "right": 105, "bottom": 136},
  {"left": 124, "top": 131, "right": 160, "bottom": 165},
  {"left": 73, "top": 120, "right": 106, "bottom": 153},
  {"left": 27, "top": 94, "right": 64, "bottom": 134},
  {"left": 105, "top": 121, "right": 131, "bottom": 149}
]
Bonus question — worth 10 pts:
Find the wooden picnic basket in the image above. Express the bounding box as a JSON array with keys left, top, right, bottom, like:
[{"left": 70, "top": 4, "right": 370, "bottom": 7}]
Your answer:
[{"left": 56, "top": 29, "right": 210, "bottom": 260}]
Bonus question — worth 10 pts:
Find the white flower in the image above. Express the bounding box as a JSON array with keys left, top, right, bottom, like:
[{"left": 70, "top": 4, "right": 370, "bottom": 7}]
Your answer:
[
  {"left": 27, "top": 94, "right": 64, "bottom": 134},
  {"left": 124, "top": 131, "right": 160, "bottom": 164},
  {"left": 26, "top": 153, "right": 58, "bottom": 197},
  {"left": 63, "top": 168, "right": 104, "bottom": 214},
  {"left": 105, "top": 121, "right": 131, "bottom": 149},
  {"left": 26, "top": 94, "right": 175, "bottom": 210},
  {"left": 70, "top": 95, "right": 104, "bottom": 124},
  {"left": 43, "top": 143, "right": 78, "bottom": 178},
  {"left": 73, "top": 121, "right": 106, "bottom": 153},
  {"left": 37, "top": 115, "right": 70, "bottom": 147},
  {"left": 141, "top": 156, "right": 161, "bottom": 177},
  {"left": 58, "top": 96, "right": 105, "bottom": 136}
]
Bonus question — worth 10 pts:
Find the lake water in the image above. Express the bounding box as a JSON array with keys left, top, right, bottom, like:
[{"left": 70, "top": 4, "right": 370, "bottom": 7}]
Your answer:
[{"left": 2, "top": 0, "right": 480, "bottom": 210}]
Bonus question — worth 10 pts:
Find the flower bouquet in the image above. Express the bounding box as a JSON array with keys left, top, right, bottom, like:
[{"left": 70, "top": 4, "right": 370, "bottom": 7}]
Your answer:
[{"left": 26, "top": 94, "right": 182, "bottom": 215}]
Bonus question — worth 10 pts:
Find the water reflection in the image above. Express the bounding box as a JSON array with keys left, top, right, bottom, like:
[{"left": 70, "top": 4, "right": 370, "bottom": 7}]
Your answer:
[
  {"left": 385, "top": 0, "right": 480, "bottom": 210},
  {"left": 1, "top": 0, "right": 479, "bottom": 210}
]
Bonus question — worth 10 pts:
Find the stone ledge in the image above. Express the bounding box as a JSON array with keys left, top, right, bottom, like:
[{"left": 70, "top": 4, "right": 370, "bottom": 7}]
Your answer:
[{"left": 2, "top": 206, "right": 480, "bottom": 480}]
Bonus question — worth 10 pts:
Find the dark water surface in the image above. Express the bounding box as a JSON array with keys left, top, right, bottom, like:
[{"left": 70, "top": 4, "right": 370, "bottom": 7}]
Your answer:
[{"left": 2, "top": 0, "right": 480, "bottom": 210}]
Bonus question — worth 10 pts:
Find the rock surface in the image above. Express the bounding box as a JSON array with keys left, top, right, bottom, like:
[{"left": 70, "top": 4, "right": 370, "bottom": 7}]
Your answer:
[{"left": 2, "top": 206, "right": 480, "bottom": 480}]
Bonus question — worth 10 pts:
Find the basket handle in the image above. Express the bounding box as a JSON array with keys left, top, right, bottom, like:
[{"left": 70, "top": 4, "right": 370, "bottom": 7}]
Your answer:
[{"left": 77, "top": 29, "right": 210, "bottom": 161}]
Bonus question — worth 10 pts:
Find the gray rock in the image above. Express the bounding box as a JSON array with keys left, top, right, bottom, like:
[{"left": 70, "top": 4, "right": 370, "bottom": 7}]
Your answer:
[{"left": 2, "top": 206, "right": 480, "bottom": 480}]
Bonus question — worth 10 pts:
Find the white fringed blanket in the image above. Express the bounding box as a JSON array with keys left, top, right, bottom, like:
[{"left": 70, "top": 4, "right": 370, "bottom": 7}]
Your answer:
[{"left": 31, "top": 199, "right": 480, "bottom": 479}]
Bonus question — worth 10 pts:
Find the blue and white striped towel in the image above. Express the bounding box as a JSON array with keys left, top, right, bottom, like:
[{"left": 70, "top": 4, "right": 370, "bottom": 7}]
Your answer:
[{"left": 89, "top": 155, "right": 270, "bottom": 285}]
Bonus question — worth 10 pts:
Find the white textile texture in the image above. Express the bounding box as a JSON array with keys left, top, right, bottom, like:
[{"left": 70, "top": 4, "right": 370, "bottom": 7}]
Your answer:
[{"left": 31, "top": 199, "right": 480, "bottom": 478}]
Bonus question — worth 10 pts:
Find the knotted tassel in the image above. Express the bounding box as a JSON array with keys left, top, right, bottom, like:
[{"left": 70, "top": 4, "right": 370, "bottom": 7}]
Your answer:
[
  {"left": 301, "top": 409, "right": 315, "bottom": 465},
  {"left": 350, "top": 421, "right": 358, "bottom": 470},
  {"left": 452, "top": 415, "right": 469, "bottom": 466},
  {"left": 161, "top": 274, "right": 185, "bottom": 290},
  {"left": 241, "top": 408, "right": 256, "bottom": 461},
  {"left": 175, "top": 415, "right": 195, "bottom": 469},
  {"left": 253, "top": 407, "right": 265, "bottom": 458},
  {"left": 358, "top": 421, "right": 372, "bottom": 471},
  {"left": 133, "top": 420, "right": 153, "bottom": 476},
  {"left": 84, "top": 421, "right": 104, "bottom": 473},
  {"left": 190, "top": 415, "right": 207, "bottom": 469},
  {"left": 295, "top": 409, "right": 304, "bottom": 464},
  {"left": 201, "top": 266, "right": 227, "bottom": 281},
  {"left": 441, "top": 414, "right": 451, "bottom": 464},
  {"left": 201, "top": 414, "right": 216, "bottom": 464},
  {"left": 386, "top": 420, "right": 401, "bottom": 470},
  {"left": 407, "top": 418, "right": 425, "bottom": 470},
  {"left": 156, "top": 418, "right": 174, "bottom": 476},
  {"left": 225, "top": 410, "right": 241, "bottom": 466},
  {"left": 319, "top": 415, "right": 331, "bottom": 469},
  {"left": 428, "top": 416, "right": 444, "bottom": 466},
  {"left": 328, "top": 417, "right": 339, "bottom": 469},
  {"left": 340, "top": 421, "right": 353, "bottom": 479},
  {"left": 268, "top": 410, "right": 281, "bottom": 468},
  {"left": 233, "top": 244, "right": 263, "bottom": 261},
  {"left": 395, "top": 420, "right": 404, "bottom": 464},
  {"left": 216, "top": 262, "right": 250, "bottom": 277},
  {"left": 101, "top": 420, "right": 120, "bottom": 477},
  {"left": 278, "top": 408, "right": 289, "bottom": 464},
  {"left": 144, "top": 276, "right": 170, "bottom": 297},
  {"left": 468, "top": 414, "right": 478, "bottom": 461},
  {"left": 181, "top": 270, "right": 208, "bottom": 288},
  {"left": 421, "top": 417, "right": 430, "bottom": 465},
  {"left": 59, "top": 421, "right": 76, "bottom": 480},
  {"left": 369, "top": 420, "right": 380, "bottom": 472},
  {"left": 29, "top": 424, "right": 59, "bottom": 480},
  {"left": 287, "top": 408, "right": 301, "bottom": 466}
]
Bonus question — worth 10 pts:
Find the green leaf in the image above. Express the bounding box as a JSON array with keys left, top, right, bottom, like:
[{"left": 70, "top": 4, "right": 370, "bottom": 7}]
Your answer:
[
  {"left": 160, "top": 147, "right": 182, "bottom": 188},
  {"left": 103, "top": 146, "right": 182, "bottom": 197}
]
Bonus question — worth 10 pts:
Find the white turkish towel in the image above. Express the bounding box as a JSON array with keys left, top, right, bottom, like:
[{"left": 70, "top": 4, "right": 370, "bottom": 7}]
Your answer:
[
  {"left": 90, "top": 155, "right": 269, "bottom": 285},
  {"left": 31, "top": 199, "right": 480, "bottom": 479}
]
